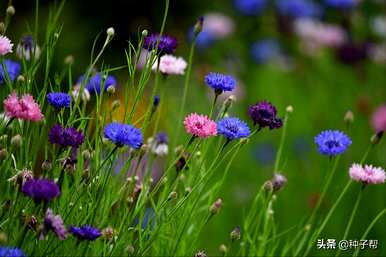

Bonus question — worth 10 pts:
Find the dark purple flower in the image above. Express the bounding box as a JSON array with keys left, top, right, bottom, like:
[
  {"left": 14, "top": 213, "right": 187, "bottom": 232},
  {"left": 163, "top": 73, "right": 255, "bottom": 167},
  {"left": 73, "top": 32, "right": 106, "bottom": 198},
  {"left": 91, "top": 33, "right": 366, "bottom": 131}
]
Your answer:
[
  {"left": 49, "top": 124, "right": 84, "bottom": 148},
  {"left": 42, "top": 208, "right": 67, "bottom": 240},
  {"left": 144, "top": 33, "right": 177, "bottom": 55},
  {"left": 69, "top": 225, "right": 101, "bottom": 241},
  {"left": 248, "top": 101, "right": 283, "bottom": 129},
  {"left": 22, "top": 179, "right": 60, "bottom": 202}
]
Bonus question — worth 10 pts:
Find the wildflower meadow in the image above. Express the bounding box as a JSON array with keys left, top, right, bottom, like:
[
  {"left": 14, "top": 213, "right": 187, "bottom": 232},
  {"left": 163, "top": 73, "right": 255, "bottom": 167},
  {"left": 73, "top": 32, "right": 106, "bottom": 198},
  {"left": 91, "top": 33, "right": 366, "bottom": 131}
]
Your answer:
[{"left": 0, "top": 0, "right": 385, "bottom": 256}]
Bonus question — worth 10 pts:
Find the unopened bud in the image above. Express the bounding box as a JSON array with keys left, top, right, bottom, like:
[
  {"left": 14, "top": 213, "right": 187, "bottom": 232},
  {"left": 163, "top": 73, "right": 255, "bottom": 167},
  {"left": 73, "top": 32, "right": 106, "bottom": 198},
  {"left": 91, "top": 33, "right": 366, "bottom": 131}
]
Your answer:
[
  {"left": 41, "top": 160, "right": 52, "bottom": 171},
  {"left": 101, "top": 226, "right": 115, "bottom": 241},
  {"left": 371, "top": 131, "right": 383, "bottom": 145},
  {"left": 0, "top": 148, "right": 8, "bottom": 160},
  {"left": 82, "top": 150, "right": 91, "bottom": 160},
  {"left": 142, "top": 30, "right": 148, "bottom": 37},
  {"left": 344, "top": 110, "right": 354, "bottom": 124},
  {"left": 263, "top": 180, "right": 273, "bottom": 192},
  {"left": 17, "top": 75, "right": 25, "bottom": 83},
  {"left": 219, "top": 244, "right": 227, "bottom": 254},
  {"left": 6, "top": 6, "right": 15, "bottom": 16},
  {"left": 64, "top": 55, "right": 74, "bottom": 65},
  {"left": 230, "top": 226, "right": 241, "bottom": 241},
  {"left": 106, "top": 85, "right": 116, "bottom": 94},
  {"left": 185, "top": 187, "right": 192, "bottom": 195},
  {"left": 193, "top": 16, "right": 204, "bottom": 36},
  {"left": 0, "top": 22, "right": 5, "bottom": 34},
  {"left": 11, "top": 134, "right": 22, "bottom": 148},
  {"left": 224, "top": 95, "right": 236, "bottom": 109},
  {"left": 210, "top": 198, "right": 222, "bottom": 215},
  {"left": 271, "top": 173, "right": 287, "bottom": 192},
  {"left": 286, "top": 105, "right": 294, "bottom": 113},
  {"left": 168, "top": 191, "right": 178, "bottom": 201},
  {"left": 112, "top": 100, "right": 121, "bottom": 110},
  {"left": 194, "top": 251, "right": 207, "bottom": 257},
  {"left": 107, "top": 27, "right": 115, "bottom": 37},
  {"left": 0, "top": 232, "right": 8, "bottom": 244},
  {"left": 126, "top": 245, "right": 135, "bottom": 254}
]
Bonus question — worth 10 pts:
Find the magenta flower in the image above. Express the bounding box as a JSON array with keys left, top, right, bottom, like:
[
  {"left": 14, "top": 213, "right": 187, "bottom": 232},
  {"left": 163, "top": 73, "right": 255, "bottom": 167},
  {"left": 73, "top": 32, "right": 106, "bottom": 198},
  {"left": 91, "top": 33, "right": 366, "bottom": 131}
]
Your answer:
[
  {"left": 184, "top": 113, "right": 217, "bottom": 138},
  {"left": 371, "top": 105, "right": 386, "bottom": 132},
  {"left": 349, "top": 163, "right": 385, "bottom": 185},
  {"left": 0, "top": 35, "right": 13, "bottom": 55},
  {"left": 3, "top": 92, "right": 44, "bottom": 122},
  {"left": 42, "top": 208, "right": 67, "bottom": 240}
]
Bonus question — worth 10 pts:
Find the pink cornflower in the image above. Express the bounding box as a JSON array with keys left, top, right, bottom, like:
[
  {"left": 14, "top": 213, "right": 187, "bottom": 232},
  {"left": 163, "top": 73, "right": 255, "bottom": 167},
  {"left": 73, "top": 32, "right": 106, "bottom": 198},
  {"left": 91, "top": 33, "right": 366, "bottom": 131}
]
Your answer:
[
  {"left": 3, "top": 92, "right": 44, "bottom": 122},
  {"left": 152, "top": 55, "right": 187, "bottom": 75},
  {"left": 371, "top": 104, "right": 386, "bottom": 132},
  {"left": 349, "top": 163, "right": 385, "bottom": 185},
  {"left": 184, "top": 113, "right": 217, "bottom": 138},
  {"left": 0, "top": 35, "right": 13, "bottom": 55}
]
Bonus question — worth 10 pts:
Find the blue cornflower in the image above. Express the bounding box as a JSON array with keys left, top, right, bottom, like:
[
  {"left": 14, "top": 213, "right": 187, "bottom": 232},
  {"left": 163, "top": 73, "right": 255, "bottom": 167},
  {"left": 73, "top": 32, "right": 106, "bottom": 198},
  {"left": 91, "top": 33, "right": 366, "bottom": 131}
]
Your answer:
[
  {"left": 276, "top": 0, "right": 322, "bottom": 18},
  {"left": 250, "top": 39, "right": 281, "bottom": 64},
  {"left": 324, "top": 0, "right": 358, "bottom": 9},
  {"left": 217, "top": 117, "right": 251, "bottom": 140},
  {"left": 143, "top": 33, "right": 177, "bottom": 55},
  {"left": 0, "top": 246, "right": 26, "bottom": 257},
  {"left": 47, "top": 92, "right": 71, "bottom": 109},
  {"left": 77, "top": 72, "right": 117, "bottom": 95},
  {"left": 315, "top": 130, "right": 352, "bottom": 156},
  {"left": 205, "top": 72, "right": 236, "bottom": 94},
  {"left": 0, "top": 59, "right": 21, "bottom": 85},
  {"left": 234, "top": 0, "right": 267, "bottom": 16},
  {"left": 69, "top": 225, "right": 101, "bottom": 241},
  {"left": 104, "top": 122, "right": 143, "bottom": 149}
]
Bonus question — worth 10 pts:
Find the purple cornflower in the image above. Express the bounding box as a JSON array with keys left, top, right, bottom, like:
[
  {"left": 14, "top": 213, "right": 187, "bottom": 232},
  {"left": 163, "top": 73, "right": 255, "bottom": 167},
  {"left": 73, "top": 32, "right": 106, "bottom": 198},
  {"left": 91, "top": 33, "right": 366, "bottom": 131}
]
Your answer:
[
  {"left": 49, "top": 124, "right": 84, "bottom": 148},
  {"left": 324, "top": 0, "right": 358, "bottom": 9},
  {"left": 0, "top": 59, "right": 21, "bottom": 85},
  {"left": 0, "top": 246, "right": 26, "bottom": 257},
  {"left": 144, "top": 33, "right": 177, "bottom": 55},
  {"left": 248, "top": 101, "right": 283, "bottom": 129},
  {"left": 104, "top": 122, "right": 143, "bottom": 149},
  {"left": 234, "top": 0, "right": 267, "bottom": 16},
  {"left": 217, "top": 117, "right": 250, "bottom": 140},
  {"left": 314, "top": 130, "right": 352, "bottom": 156},
  {"left": 276, "top": 0, "right": 322, "bottom": 18},
  {"left": 77, "top": 72, "right": 117, "bottom": 95},
  {"left": 205, "top": 72, "right": 236, "bottom": 94},
  {"left": 42, "top": 208, "right": 67, "bottom": 240},
  {"left": 22, "top": 178, "right": 60, "bottom": 202},
  {"left": 47, "top": 92, "right": 71, "bottom": 109},
  {"left": 69, "top": 225, "right": 101, "bottom": 241}
]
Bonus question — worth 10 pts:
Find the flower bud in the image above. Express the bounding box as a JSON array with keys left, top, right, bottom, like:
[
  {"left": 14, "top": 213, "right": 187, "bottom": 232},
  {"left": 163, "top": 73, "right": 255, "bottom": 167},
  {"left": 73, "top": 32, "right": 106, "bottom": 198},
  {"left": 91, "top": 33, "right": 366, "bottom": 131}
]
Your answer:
[
  {"left": 82, "top": 149, "right": 91, "bottom": 160},
  {"left": 230, "top": 226, "right": 241, "bottom": 241},
  {"left": 263, "top": 180, "right": 273, "bottom": 192},
  {"left": 106, "top": 85, "right": 116, "bottom": 94},
  {"left": 64, "top": 55, "right": 74, "bottom": 65},
  {"left": 0, "top": 148, "right": 8, "bottom": 161},
  {"left": 168, "top": 191, "right": 178, "bottom": 201},
  {"left": 126, "top": 245, "right": 135, "bottom": 254},
  {"left": 6, "top": 6, "right": 15, "bottom": 16},
  {"left": 210, "top": 198, "right": 222, "bottom": 215},
  {"left": 107, "top": 27, "right": 115, "bottom": 37},
  {"left": 286, "top": 105, "right": 294, "bottom": 113},
  {"left": 142, "top": 30, "right": 148, "bottom": 37},
  {"left": 11, "top": 134, "right": 22, "bottom": 148},
  {"left": 41, "top": 160, "right": 52, "bottom": 171},
  {"left": 193, "top": 16, "right": 204, "bottom": 37},
  {"left": 17, "top": 75, "right": 25, "bottom": 83},
  {"left": 344, "top": 110, "right": 354, "bottom": 124},
  {"left": 219, "top": 244, "right": 227, "bottom": 254},
  {"left": 371, "top": 131, "right": 383, "bottom": 145},
  {"left": 0, "top": 232, "right": 8, "bottom": 244},
  {"left": 112, "top": 100, "right": 121, "bottom": 111},
  {"left": 272, "top": 173, "right": 287, "bottom": 192},
  {"left": 185, "top": 187, "right": 192, "bottom": 195},
  {"left": 194, "top": 251, "right": 207, "bottom": 257},
  {"left": 101, "top": 226, "right": 115, "bottom": 241}
]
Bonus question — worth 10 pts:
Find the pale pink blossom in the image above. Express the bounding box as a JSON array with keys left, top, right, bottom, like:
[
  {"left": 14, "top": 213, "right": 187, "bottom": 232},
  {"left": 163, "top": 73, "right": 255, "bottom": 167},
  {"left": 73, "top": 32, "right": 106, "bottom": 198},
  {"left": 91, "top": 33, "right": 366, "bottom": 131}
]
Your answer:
[
  {"left": 0, "top": 35, "right": 13, "bottom": 55},
  {"left": 204, "top": 13, "right": 235, "bottom": 39},
  {"left": 3, "top": 91, "right": 44, "bottom": 122},
  {"left": 349, "top": 163, "right": 385, "bottom": 185},
  {"left": 152, "top": 55, "right": 187, "bottom": 75},
  {"left": 184, "top": 113, "right": 217, "bottom": 138},
  {"left": 371, "top": 104, "right": 386, "bottom": 132}
]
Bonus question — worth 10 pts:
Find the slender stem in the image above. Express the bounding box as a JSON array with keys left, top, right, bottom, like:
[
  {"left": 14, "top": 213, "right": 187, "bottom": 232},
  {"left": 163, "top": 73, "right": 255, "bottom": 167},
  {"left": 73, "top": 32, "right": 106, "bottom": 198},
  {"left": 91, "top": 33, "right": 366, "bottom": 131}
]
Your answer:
[{"left": 274, "top": 112, "right": 289, "bottom": 172}]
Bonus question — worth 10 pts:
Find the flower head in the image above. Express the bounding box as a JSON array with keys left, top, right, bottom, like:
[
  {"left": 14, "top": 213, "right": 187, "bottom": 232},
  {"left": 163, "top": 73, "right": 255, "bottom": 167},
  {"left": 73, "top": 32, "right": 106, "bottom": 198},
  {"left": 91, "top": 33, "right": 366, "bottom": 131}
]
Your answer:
[
  {"left": 104, "top": 122, "right": 143, "bottom": 149},
  {"left": 148, "top": 132, "right": 169, "bottom": 156},
  {"left": 3, "top": 92, "right": 44, "bottom": 122},
  {"left": 314, "top": 130, "right": 352, "bottom": 156},
  {"left": 152, "top": 55, "right": 187, "bottom": 75},
  {"left": 248, "top": 101, "right": 283, "bottom": 129},
  {"left": 0, "top": 35, "right": 13, "bottom": 55},
  {"left": 77, "top": 72, "right": 117, "bottom": 95},
  {"left": 16, "top": 35, "right": 41, "bottom": 60},
  {"left": 205, "top": 72, "right": 236, "bottom": 93},
  {"left": 371, "top": 105, "right": 386, "bottom": 132},
  {"left": 22, "top": 178, "right": 60, "bottom": 202},
  {"left": 234, "top": 0, "right": 267, "bottom": 16},
  {"left": 43, "top": 208, "right": 67, "bottom": 240},
  {"left": 217, "top": 117, "right": 250, "bottom": 140},
  {"left": 184, "top": 113, "right": 217, "bottom": 138},
  {"left": 47, "top": 92, "right": 71, "bottom": 109},
  {"left": 349, "top": 163, "right": 385, "bottom": 185},
  {"left": 143, "top": 33, "right": 177, "bottom": 55},
  {"left": 276, "top": 0, "right": 322, "bottom": 18},
  {"left": 69, "top": 225, "right": 101, "bottom": 241},
  {"left": 0, "top": 246, "right": 26, "bottom": 257},
  {"left": 49, "top": 124, "right": 85, "bottom": 148},
  {"left": 272, "top": 173, "right": 287, "bottom": 191},
  {"left": 0, "top": 59, "right": 21, "bottom": 85}
]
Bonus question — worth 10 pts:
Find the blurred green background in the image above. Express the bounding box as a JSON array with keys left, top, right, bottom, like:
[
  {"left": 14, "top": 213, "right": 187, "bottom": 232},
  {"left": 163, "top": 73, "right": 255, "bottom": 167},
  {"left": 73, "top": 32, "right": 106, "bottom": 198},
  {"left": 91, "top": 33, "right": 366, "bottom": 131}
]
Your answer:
[{"left": 4, "top": 0, "right": 386, "bottom": 256}]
